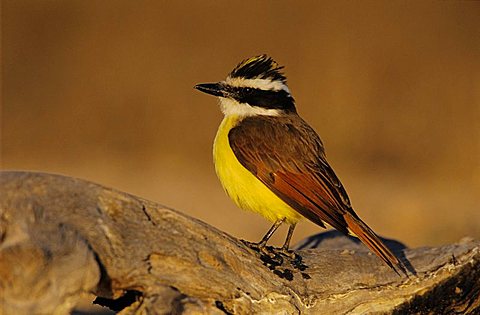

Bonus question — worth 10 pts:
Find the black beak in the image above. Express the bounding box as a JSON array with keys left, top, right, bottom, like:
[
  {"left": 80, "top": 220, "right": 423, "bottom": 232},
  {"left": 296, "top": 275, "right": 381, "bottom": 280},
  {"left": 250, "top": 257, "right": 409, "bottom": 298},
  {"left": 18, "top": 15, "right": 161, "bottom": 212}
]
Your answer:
[{"left": 194, "top": 82, "right": 226, "bottom": 97}]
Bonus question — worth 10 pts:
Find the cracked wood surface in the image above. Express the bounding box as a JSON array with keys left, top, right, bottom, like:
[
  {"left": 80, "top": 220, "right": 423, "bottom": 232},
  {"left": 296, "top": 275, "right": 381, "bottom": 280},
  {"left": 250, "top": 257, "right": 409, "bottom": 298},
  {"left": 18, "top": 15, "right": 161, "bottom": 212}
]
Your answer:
[{"left": 0, "top": 171, "right": 479, "bottom": 314}]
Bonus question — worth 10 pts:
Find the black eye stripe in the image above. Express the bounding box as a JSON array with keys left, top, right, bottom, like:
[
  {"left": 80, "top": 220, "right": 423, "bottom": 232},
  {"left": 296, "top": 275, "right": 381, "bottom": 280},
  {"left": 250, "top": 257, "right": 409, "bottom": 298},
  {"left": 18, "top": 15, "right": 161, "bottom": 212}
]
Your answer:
[{"left": 229, "top": 87, "right": 296, "bottom": 113}]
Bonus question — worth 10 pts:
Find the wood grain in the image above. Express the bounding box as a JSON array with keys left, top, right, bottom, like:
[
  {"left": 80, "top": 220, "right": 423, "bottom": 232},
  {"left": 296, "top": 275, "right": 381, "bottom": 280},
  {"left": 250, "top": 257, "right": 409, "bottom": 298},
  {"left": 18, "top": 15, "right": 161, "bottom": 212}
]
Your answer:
[{"left": 0, "top": 171, "right": 478, "bottom": 314}]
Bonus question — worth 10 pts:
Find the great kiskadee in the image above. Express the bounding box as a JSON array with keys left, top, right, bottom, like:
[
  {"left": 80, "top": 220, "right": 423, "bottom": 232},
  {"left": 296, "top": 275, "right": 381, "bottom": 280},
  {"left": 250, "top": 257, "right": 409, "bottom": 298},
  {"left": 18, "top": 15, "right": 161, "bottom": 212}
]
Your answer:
[{"left": 195, "top": 55, "right": 406, "bottom": 275}]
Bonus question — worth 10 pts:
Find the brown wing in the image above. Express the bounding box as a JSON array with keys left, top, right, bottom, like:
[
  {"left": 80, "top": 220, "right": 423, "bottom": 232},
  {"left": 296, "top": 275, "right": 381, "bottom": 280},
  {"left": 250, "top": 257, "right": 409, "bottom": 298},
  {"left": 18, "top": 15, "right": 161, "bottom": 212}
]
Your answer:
[
  {"left": 229, "top": 114, "right": 407, "bottom": 275},
  {"left": 229, "top": 115, "right": 351, "bottom": 230}
]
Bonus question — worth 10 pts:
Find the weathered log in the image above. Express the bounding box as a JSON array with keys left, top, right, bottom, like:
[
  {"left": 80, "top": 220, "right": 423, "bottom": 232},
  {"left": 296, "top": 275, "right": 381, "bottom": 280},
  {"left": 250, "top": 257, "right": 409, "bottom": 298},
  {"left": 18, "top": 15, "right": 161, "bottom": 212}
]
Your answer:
[{"left": 0, "top": 171, "right": 478, "bottom": 314}]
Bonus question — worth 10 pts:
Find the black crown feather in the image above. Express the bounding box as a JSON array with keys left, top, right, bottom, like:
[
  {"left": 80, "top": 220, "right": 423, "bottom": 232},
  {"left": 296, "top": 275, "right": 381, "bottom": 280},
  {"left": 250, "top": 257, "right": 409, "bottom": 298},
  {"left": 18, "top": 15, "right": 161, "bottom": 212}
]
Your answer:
[{"left": 228, "top": 55, "right": 287, "bottom": 83}]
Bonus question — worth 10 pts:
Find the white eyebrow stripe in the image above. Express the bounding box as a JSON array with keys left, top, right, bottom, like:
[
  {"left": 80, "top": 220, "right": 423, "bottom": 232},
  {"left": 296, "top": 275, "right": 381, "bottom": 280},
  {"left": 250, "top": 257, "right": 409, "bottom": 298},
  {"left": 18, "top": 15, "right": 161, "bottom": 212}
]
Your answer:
[{"left": 225, "top": 77, "right": 290, "bottom": 93}]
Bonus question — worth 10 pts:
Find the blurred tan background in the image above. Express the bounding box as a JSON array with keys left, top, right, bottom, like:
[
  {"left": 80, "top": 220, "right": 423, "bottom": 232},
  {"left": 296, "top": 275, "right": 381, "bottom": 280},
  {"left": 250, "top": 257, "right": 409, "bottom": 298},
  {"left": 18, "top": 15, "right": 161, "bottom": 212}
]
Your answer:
[{"left": 2, "top": 1, "right": 479, "bottom": 248}]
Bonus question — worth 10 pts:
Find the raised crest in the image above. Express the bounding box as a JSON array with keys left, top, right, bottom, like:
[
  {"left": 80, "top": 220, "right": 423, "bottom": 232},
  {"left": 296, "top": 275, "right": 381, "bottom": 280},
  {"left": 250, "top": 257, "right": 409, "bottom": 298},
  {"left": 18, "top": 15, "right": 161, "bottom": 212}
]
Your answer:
[{"left": 228, "top": 55, "right": 287, "bottom": 83}]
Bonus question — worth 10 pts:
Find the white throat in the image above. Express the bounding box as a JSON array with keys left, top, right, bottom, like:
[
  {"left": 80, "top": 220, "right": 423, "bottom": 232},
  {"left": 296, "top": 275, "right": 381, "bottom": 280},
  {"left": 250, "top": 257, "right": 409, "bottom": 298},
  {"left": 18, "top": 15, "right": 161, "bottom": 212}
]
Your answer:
[{"left": 218, "top": 98, "right": 282, "bottom": 117}]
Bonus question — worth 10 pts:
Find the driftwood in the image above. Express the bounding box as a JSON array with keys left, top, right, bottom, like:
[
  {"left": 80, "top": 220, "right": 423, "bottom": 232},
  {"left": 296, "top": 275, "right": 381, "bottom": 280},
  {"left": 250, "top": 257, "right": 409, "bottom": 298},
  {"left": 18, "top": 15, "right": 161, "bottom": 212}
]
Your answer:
[{"left": 0, "top": 171, "right": 479, "bottom": 315}]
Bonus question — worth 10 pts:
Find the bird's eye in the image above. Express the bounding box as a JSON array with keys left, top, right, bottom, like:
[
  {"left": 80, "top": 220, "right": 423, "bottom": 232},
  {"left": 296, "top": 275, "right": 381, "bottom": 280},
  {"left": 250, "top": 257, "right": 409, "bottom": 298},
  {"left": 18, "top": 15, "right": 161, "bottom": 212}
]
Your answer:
[{"left": 245, "top": 88, "right": 252, "bottom": 93}]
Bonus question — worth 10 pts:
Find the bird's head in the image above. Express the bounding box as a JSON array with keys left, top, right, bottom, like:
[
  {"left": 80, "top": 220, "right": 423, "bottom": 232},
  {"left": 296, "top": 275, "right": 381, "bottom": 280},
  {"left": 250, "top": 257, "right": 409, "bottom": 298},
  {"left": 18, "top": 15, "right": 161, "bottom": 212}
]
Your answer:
[{"left": 195, "top": 55, "right": 296, "bottom": 116}]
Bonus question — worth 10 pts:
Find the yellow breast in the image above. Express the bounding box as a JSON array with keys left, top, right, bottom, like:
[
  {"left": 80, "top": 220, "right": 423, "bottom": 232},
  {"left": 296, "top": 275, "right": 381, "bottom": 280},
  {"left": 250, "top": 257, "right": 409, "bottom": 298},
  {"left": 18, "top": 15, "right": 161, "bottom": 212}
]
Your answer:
[{"left": 213, "top": 115, "right": 302, "bottom": 224}]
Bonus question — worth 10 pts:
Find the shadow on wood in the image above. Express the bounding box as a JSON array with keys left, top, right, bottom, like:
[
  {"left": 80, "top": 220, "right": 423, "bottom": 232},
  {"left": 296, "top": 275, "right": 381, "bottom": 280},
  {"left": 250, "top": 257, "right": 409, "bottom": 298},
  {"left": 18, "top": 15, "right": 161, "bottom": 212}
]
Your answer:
[{"left": 0, "top": 171, "right": 479, "bottom": 314}]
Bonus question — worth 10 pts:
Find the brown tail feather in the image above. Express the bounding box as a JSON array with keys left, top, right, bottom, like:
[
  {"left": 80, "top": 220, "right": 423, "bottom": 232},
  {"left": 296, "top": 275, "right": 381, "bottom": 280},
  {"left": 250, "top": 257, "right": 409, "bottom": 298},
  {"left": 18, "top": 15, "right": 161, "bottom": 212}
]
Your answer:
[{"left": 344, "top": 212, "right": 407, "bottom": 276}]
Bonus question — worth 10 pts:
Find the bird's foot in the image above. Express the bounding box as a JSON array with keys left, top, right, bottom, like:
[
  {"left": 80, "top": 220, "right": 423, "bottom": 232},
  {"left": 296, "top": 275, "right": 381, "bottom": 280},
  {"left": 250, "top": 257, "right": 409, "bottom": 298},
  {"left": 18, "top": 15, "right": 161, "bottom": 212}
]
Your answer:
[
  {"left": 279, "top": 247, "right": 296, "bottom": 259},
  {"left": 241, "top": 240, "right": 302, "bottom": 266},
  {"left": 241, "top": 239, "right": 273, "bottom": 255},
  {"left": 241, "top": 239, "right": 309, "bottom": 280},
  {"left": 240, "top": 239, "right": 263, "bottom": 251},
  {"left": 241, "top": 240, "right": 283, "bottom": 263}
]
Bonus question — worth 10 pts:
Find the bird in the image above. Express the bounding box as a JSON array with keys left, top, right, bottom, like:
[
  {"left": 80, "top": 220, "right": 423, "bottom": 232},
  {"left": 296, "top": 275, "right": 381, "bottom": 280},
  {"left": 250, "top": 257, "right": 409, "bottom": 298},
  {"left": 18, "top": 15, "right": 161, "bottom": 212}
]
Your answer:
[{"left": 194, "top": 54, "right": 407, "bottom": 275}]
